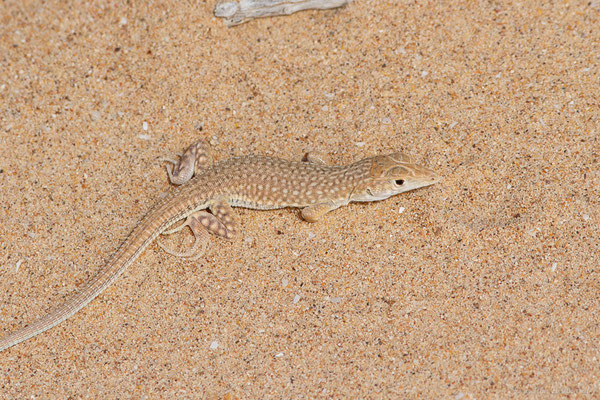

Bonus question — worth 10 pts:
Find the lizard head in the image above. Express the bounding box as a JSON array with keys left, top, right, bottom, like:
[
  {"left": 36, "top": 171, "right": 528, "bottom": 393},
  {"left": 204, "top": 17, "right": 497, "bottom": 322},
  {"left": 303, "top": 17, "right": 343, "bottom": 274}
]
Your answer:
[{"left": 350, "top": 153, "right": 441, "bottom": 202}]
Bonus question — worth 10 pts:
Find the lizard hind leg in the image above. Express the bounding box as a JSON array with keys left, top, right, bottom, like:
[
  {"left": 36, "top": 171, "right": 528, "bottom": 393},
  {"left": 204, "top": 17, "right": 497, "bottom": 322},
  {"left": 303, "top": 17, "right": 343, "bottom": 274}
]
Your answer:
[
  {"left": 207, "top": 197, "right": 238, "bottom": 240},
  {"left": 157, "top": 199, "right": 238, "bottom": 259},
  {"left": 157, "top": 222, "right": 209, "bottom": 260},
  {"left": 156, "top": 212, "right": 212, "bottom": 260},
  {"left": 161, "top": 139, "right": 212, "bottom": 185}
]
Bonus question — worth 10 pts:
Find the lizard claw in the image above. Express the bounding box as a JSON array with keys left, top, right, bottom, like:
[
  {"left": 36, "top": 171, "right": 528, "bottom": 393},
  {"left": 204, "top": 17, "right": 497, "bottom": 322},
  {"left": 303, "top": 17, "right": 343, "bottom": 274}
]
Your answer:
[{"left": 156, "top": 235, "right": 207, "bottom": 260}]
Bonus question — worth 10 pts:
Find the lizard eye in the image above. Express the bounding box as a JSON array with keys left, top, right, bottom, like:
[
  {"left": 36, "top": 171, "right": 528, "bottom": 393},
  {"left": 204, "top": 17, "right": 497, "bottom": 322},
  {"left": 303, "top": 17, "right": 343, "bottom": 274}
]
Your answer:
[{"left": 395, "top": 179, "right": 405, "bottom": 186}]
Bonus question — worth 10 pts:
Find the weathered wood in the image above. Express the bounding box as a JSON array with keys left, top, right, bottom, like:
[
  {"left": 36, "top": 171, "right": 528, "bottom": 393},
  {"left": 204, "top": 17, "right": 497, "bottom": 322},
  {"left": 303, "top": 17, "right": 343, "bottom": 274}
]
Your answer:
[{"left": 215, "top": 0, "right": 354, "bottom": 26}]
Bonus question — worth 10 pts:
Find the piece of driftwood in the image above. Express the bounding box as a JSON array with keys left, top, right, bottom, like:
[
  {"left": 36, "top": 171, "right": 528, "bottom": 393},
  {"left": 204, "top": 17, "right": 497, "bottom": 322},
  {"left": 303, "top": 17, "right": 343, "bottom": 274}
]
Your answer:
[{"left": 215, "top": 0, "right": 354, "bottom": 26}]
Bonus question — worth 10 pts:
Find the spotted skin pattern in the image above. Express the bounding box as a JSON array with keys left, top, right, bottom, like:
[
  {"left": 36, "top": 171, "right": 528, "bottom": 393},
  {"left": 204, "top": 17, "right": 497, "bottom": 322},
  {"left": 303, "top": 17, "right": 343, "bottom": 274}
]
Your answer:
[{"left": 0, "top": 139, "right": 441, "bottom": 352}]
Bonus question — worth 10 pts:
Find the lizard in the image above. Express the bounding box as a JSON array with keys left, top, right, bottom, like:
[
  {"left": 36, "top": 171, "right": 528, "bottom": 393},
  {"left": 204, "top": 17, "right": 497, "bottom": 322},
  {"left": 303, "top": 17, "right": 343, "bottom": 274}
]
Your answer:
[{"left": 0, "top": 139, "right": 441, "bottom": 352}]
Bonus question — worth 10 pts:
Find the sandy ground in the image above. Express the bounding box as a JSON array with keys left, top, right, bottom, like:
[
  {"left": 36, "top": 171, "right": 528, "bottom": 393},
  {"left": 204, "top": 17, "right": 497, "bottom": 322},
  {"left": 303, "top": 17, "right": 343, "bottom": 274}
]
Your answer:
[{"left": 0, "top": 0, "right": 598, "bottom": 398}]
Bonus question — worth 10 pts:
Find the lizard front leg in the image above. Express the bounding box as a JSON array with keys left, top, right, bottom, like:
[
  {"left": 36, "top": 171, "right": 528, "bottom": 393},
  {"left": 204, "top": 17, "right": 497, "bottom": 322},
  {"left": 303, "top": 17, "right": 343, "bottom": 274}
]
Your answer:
[
  {"left": 302, "top": 151, "right": 329, "bottom": 165},
  {"left": 301, "top": 201, "right": 340, "bottom": 222}
]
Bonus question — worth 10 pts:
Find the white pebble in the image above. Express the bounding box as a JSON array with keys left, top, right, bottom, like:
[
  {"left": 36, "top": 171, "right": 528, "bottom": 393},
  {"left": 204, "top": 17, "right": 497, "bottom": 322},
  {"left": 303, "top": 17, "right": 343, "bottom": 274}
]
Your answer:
[
  {"left": 142, "top": 121, "right": 148, "bottom": 131},
  {"left": 551, "top": 263, "right": 557, "bottom": 272},
  {"left": 282, "top": 278, "right": 289, "bottom": 287},
  {"left": 527, "top": 228, "right": 540, "bottom": 237},
  {"left": 137, "top": 134, "right": 151, "bottom": 140},
  {"left": 275, "top": 352, "right": 284, "bottom": 358},
  {"left": 209, "top": 340, "right": 219, "bottom": 350},
  {"left": 293, "top": 294, "right": 300, "bottom": 304},
  {"left": 398, "top": 207, "right": 405, "bottom": 214},
  {"left": 583, "top": 214, "right": 590, "bottom": 221},
  {"left": 421, "top": 70, "right": 429, "bottom": 78}
]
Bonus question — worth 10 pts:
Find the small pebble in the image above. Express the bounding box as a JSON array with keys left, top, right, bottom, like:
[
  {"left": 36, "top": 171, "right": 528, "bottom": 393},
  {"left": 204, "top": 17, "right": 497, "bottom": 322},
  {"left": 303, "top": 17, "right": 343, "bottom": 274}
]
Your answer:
[
  {"left": 293, "top": 294, "right": 300, "bottom": 304},
  {"left": 209, "top": 340, "right": 219, "bottom": 350}
]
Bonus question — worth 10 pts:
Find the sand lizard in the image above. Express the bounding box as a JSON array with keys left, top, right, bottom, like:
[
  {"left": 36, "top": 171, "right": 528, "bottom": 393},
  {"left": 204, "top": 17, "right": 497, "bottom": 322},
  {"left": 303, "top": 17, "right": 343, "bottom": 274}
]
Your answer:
[{"left": 0, "top": 140, "right": 440, "bottom": 352}]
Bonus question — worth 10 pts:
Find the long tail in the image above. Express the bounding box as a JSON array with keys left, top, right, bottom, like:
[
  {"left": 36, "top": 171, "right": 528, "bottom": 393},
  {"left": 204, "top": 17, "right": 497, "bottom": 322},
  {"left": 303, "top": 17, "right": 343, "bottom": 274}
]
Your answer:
[{"left": 0, "top": 188, "right": 196, "bottom": 352}]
